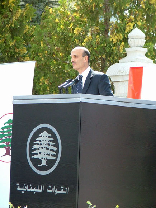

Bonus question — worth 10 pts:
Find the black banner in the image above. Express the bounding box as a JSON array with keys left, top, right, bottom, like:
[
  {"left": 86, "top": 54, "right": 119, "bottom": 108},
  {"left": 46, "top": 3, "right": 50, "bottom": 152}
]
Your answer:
[{"left": 10, "top": 103, "right": 80, "bottom": 208}]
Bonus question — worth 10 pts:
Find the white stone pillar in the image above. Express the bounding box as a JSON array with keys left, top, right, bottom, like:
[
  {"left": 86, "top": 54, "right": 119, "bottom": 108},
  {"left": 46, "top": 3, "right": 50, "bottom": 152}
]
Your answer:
[{"left": 106, "top": 28, "right": 156, "bottom": 98}]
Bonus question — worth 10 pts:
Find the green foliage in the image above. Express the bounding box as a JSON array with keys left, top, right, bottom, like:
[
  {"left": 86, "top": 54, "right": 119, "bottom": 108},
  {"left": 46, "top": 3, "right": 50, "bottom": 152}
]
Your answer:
[
  {"left": 0, "top": 0, "right": 35, "bottom": 63},
  {"left": 31, "top": 0, "right": 156, "bottom": 95},
  {"left": 9, "top": 202, "right": 27, "bottom": 208},
  {"left": 9, "top": 202, "right": 119, "bottom": 208},
  {"left": 30, "top": 0, "right": 81, "bottom": 94},
  {"left": 86, "top": 201, "right": 120, "bottom": 208},
  {"left": 0, "top": 0, "right": 156, "bottom": 95},
  {"left": 87, "top": 201, "right": 96, "bottom": 208},
  {"left": 20, "top": 0, "right": 59, "bottom": 23}
]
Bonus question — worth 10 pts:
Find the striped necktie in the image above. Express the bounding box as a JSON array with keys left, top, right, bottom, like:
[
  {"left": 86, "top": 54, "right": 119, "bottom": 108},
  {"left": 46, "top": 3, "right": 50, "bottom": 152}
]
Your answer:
[{"left": 76, "top": 75, "right": 83, "bottom": 93}]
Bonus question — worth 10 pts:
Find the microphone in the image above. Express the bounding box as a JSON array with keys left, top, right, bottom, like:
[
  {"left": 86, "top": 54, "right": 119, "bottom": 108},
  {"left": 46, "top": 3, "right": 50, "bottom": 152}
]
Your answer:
[
  {"left": 61, "top": 79, "right": 74, "bottom": 94},
  {"left": 63, "top": 79, "right": 79, "bottom": 94},
  {"left": 58, "top": 79, "right": 72, "bottom": 94},
  {"left": 63, "top": 78, "right": 79, "bottom": 88},
  {"left": 58, "top": 79, "right": 72, "bottom": 88},
  {"left": 63, "top": 79, "right": 74, "bottom": 88}
]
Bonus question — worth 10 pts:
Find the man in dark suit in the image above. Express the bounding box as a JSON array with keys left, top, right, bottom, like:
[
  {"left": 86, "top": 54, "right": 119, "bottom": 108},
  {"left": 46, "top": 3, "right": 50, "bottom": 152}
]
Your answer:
[{"left": 71, "top": 46, "right": 113, "bottom": 96}]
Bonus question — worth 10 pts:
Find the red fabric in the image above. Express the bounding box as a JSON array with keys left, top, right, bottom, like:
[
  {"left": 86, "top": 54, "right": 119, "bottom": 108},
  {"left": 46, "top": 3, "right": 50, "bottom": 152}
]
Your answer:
[{"left": 127, "top": 67, "right": 143, "bottom": 99}]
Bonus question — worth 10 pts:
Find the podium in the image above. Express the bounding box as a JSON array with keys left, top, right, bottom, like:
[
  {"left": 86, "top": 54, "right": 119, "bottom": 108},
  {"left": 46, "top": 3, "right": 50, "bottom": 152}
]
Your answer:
[{"left": 10, "top": 94, "right": 156, "bottom": 208}]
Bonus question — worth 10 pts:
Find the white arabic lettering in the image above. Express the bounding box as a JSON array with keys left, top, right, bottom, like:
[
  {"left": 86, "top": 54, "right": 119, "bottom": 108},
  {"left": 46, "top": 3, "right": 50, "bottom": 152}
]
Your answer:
[{"left": 16, "top": 183, "right": 69, "bottom": 195}]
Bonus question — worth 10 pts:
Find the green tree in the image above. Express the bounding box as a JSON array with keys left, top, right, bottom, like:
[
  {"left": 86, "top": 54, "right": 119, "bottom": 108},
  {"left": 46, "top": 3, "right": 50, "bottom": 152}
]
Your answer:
[
  {"left": 30, "top": 0, "right": 86, "bottom": 94},
  {"left": 72, "top": 0, "right": 156, "bottom": 71},
  {"left": 0, "top": 0, "right": 35, "bottom": 63},
  {"left": 0, "top": 0, "right": 156, "bottom": 95},
  {"left": 20, "top": 0, "right": 59, "bottom": 23},
  {"left": 109, "top": 0, "right": 156, "bottom": 63},
  {"left": 0, "top": 119, "right": 12, "bottom": 156},
  {"left": 30, "top": 0, "right": 156, "bottom": 95}
]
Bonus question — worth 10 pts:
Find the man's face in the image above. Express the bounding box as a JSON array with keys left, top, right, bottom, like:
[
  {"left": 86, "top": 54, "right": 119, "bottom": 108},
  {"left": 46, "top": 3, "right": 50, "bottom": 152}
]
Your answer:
[{"left": 71, "top": 48, "right": 88, "bottom": 73}]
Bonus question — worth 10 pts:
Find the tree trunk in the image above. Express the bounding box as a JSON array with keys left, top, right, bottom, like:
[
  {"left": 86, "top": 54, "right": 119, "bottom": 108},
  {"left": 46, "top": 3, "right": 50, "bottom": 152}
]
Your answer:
[
  {"left": 102, "top": 0, "right": 111, "bottom": 72},
  {"left": 5, "top": 146, "right": 11, "bottom": 156}
]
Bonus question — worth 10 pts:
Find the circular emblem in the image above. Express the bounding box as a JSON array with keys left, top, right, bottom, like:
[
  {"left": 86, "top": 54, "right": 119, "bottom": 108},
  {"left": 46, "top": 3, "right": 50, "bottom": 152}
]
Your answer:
[{"left": 27, "top": 124, "right": 62, "bottom": 175}]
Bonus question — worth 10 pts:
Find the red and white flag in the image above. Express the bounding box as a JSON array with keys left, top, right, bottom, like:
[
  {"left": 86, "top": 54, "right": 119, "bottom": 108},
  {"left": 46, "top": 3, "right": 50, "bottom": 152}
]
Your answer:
[{"left": 127, "top": 66, "right": 156, "bottom": 101}]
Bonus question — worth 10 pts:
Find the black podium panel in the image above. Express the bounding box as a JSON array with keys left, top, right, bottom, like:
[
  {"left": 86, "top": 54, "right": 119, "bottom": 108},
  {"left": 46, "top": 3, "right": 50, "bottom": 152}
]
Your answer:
[
  {"left": 10, "top": 102, "right": 80, "bottom": 208},
  {"left": 79, "top": 102, "right": 156, "bottom": 208},
  {"left": 10, "top": 95, "right": 156, "bottom": 208}
]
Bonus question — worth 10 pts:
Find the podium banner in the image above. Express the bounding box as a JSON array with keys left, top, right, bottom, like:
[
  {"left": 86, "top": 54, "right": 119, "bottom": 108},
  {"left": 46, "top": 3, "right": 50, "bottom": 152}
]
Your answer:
[
  {"left": 0, "top": 61, "right": 35, "bottom": 208},
  {"left": 10, "top": 95, "right": 156, "bottom": 208},
  {"left": 127, "top": 66, "right": 156, "bottom": 100},
  {"left": 10, "top": 102, "right": 80, "bottom": 207}
]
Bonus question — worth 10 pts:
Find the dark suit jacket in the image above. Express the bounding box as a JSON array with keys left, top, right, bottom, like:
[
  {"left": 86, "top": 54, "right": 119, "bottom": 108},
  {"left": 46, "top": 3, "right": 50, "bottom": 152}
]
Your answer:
[{"left": 72, "top": 69, "right": 113, "bottom": 96}]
